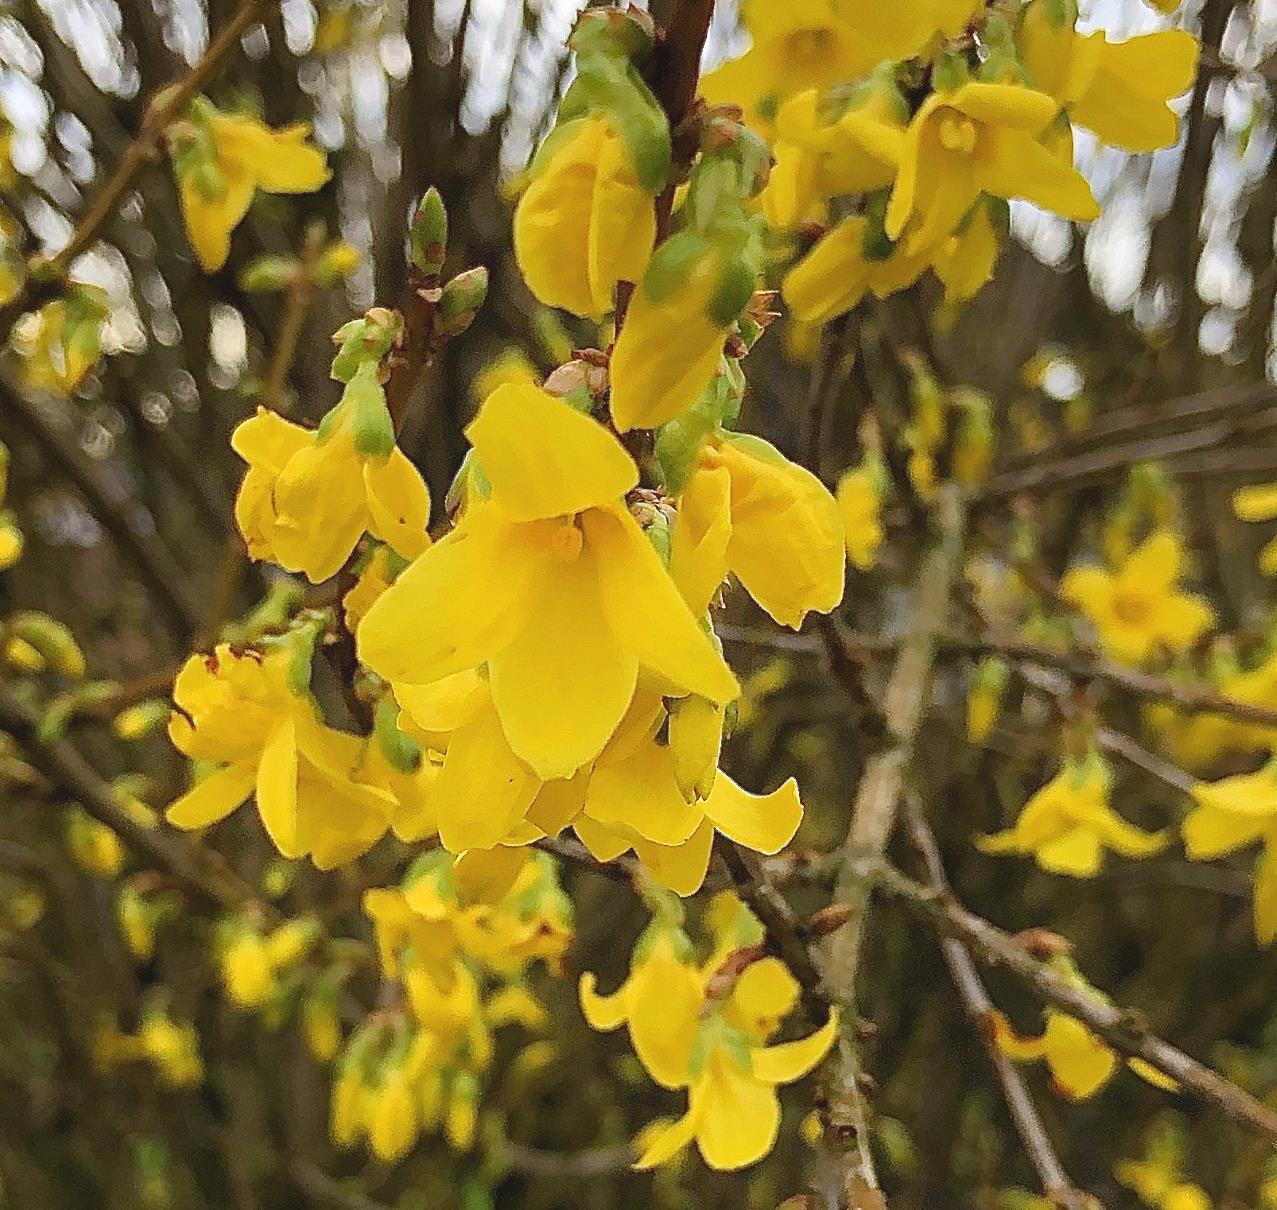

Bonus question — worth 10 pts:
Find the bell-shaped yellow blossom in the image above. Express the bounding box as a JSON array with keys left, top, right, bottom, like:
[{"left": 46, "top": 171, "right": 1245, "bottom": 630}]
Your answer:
[
  {"left": 358, "top": 384, "right": 738, "bottom": 780},
  {"left": 701, "top": 0, "right": 940, "bottom": 140},
  {"left": 1233, "top": 481, "right": 1277, "bottom": 575},
  {"left": 885, "top": 82, "right": 1098, "bottom": 254},
  {"left": 991, "top": 1008, "right": 1176, "bottom": 1101},
  {"left": 515, "top": 116, "right": 656, "bottom": 319},
  {"left": 174, "top": 104, "right": 329, "bottom": 271},
  {"left": 761, "top": 85, "right": 905, "bottom": 231},
  {"left": 1184, "top": 762, "right": 1277, "bottom": 944},
  {"left": 783, "top": 215, "right": 931, "bottom": 323},
  {"left": 233, "top": 406, "right": 431, "bottom": 584},
  {"left": 165, "top": 644, "right": 394, "bottom": 867},
  {"left": 685, "top": 434, "right": 845, "bottom": 628},
  {"left": 609, "top": 253, "right": 732, "bottom": 432},
  {"left": 1059, "top": 530, "right": 1215, "bottom": 666},
  {"left": 1019, "top": 4, "right": 1199, "bottom": 153},
  {"left": 977, "top": 757, "right": 1167, "bottom": 877},
  {"left": 836, "top": 463, "right": 885, "bottom": 572}
]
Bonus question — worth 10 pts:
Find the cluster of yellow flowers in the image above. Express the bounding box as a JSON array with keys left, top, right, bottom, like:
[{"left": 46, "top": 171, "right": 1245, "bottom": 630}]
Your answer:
[
  {"left": 92, "top": 1005, "right": 204, "bottom": 1090},
  {"left": 581, "top": 891, "right": 837, "bottom": 1170},
  {"left": 720, "top": 0, "right": 1198, "bottom": 321},
  {"left": 334, "top": 848, "right": 568, "bottom": 1162},
  {"left": 146, "top": 0, "right": 1221, "bottom": 1178}
]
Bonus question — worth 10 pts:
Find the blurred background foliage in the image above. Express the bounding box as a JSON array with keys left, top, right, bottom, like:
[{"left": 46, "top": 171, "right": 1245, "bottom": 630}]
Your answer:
[{"left": 2, "top": 0, "right": 1277, "bottom": 1208}]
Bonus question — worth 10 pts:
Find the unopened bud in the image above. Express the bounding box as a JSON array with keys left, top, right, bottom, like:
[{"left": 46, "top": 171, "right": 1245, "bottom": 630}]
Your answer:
[
  {"left": 238, "top": 254, "right": 299, "bottom": 294},
  {"left": 410, "top": 188, "right": 448, "bottom": 276},
  {"left": 1014, "top": 927, "right": 1073, "bottom": 960},
  {"left": 438, "top": 265, "right": 488, "bottom": 334},
  {"left": 10, "top": 611, "right": 85, "bottom": 677},
  {"left": 808, "top": 902, "right": 855, "bottom": 938},
  {"left": 570, "top": 7, "right": 656, "bottom": 61},
  {"left": 313, "top": 240, "right": 360, "bottom": 285}
]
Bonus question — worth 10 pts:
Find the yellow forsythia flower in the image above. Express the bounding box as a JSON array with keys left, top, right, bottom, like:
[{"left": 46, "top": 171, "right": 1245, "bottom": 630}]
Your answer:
[
  {"left": 12, "top": 287, "right": 108, "bottom": 395},
  {"left": 835, "top": 463, "right": 885, "bottom": 572},
  {"left": 683, "top": 433, "right": 846, "bottom": 628},
  {"left": 65, "top": 807, "right": 125, "bottom": 879},
  {"left": 581, "top": 922, "right": 838, "bottom": 1170},
  {"left": 701, "top": 0, "right": 945, "bottom": 141},
  {"left": 232, "top": 405, "right": 430, "bottom": 584},
  {"left": 358, "top": 384, "right": 737, "bottom": 781},
  {"left": 1233, "top": 481, "right": 1277, "bottom": 575},
  {"left": 608, "top": 251, "right": 732, "bottom": 432},
  {"left": 990, "top": 1008, "right": 1175, "bottom": 1101},
  {"left": 172, "top": 100, "right": 329, "bottom": 271},
  {"left": 165, "top": 644, "right": 395, "bottom": 868},
  {"left": 221, "top": 932, "right": 274, "bottom": 1009},
  {"left": 1059, "top": 530, "right": 1215, "bottom": 666},
  {"left": 514, "top": 115, "right": 656, "bottom": 319},
  {"left": 1183, "top": 762, "right": 1277, "bottom": 945},
  {"left": 138, "top": 1013, "right": 204, "bottom": 1088},
  {"left": 1019, "top": 3, "right": 1199, "bottom": 153},
  {"left": 977, "top": 755, "right": 1167, "bottom": 877},
  {"left": 885, "top": 82, "right": 1098, "bottom": 254}
]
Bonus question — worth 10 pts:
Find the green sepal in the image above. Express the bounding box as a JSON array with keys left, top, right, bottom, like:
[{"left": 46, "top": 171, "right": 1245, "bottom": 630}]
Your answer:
[
  {"left": 374, "top": 694, "right": 422, "bottom": 774},
  {"left": 344, "top": 360, "right": 395, "bottom": 460},
  {"left": 655, "top": 370, "right": 739, "bottom": 493},
  {"left": 708, "top": 255, "right": 756, "bottom": 327},
  {"left": 641, "top": 230, "right": 711, "bottom": 306}
]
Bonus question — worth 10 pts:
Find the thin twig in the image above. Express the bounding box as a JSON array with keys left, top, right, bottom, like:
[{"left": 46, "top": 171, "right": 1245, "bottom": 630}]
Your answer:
[
  {"left": 0, "top": 679, "right": 258, "bottom": 913},
  {"left": 901, "top": 800, "right": 1099, "bottom": 1210},
  {"left": 6, "top": 0, "right": 280, "bottom": 321},
  {"left": 873, "top": 861, "right": 1277, "bottom": 1144}
]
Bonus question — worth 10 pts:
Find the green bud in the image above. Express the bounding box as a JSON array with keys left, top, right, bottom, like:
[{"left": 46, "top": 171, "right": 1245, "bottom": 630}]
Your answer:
[
  {"left": 312, "top": 240, "right": 360, "bottom": 286},
  {"left": 707, "top": 255, "right": 756, "bottom": 328},
  {"left": 570, "top": 8, "right": 656, "bottom": 63},
  {"left": 330, "top": 307, "right": 402, "bottom": 382},
  {"left": 344, "top": 360, "right": 395, "bottom": 460},
  {"left": 238, "top": 255, "right": 299, "bottom": 294},
  {"left": 410, "top": 187, "right": 448, "bottom": 276},
  {"left": 642, "top": 231, "right": 711, "bottom": 306},
  {"left": 9, "top": 611, "right": 85, "bottom": 677},
  {"left": 438, "top": 265, "right": 488, "bottom": 335}
]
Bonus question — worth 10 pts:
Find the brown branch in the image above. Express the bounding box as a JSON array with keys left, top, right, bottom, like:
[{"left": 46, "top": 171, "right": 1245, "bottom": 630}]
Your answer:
[
  {"left": 873, "top": 861, "right": 1277, "bottom": 1145},
  {"left": 818, "top": 484, "right": 966, "bottom": 1204},
  {"left": 901, "top": 800, "right": 1099, "bottom": 1210},
  {"left": 499, "top": 1141, "right": 635, "bottom": 1179},
  {"left": 0, "top": 678, "right": 258, "bottom": 914}
]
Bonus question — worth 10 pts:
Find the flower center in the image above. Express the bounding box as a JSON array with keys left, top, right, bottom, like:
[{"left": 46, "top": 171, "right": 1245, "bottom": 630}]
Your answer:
[
  {"left": 545, "top": 519, "right": 584, "bottom": 563},
  {"left": 1111, "top": 588, "right": 1153, "bottom": 628},
  {"left": 937, "top": 112, "right": 978, "bottom": 155},
  {"left": 783, "top": 27, "right": 835, "bottom": 70}
]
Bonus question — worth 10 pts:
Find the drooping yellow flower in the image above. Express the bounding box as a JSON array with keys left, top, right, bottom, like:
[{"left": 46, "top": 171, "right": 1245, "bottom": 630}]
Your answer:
[
  {"left": 990, "top": 1008, "right": 1176, "bottom": 1101},
  {"left": 977, "top": 756, "right": 1167, "bottom": 877},
  {"left": 1233, "top": 481, "right": 1277, "bottom": 575},
  {"left": 702, "top": 1, "right": 939, "bottom": 140},
  {"left": 165, "top": 644, "right": 394, "bottom": 868},
  {"left": 12, "top": 288, "right": 108, "bottom": 396},
  {"left": 233, "top": 405, "right": 431, "bottom": 584},
  {"left": 172, "top": 101, "right": 330, "bottom": 271},
  {"left": 1183, "top": 762, "right": 1277, "bottom": 944},
  {"left": 885, "top": 82, "right": 1098, "bottom": 254},
  {"left": 608, "top": 251, "right": 732, "bottom": 433},
  {"left": 684, "top": 433, "right": 846, "bottom": 629},
  {"left": 581, "top": 918, "right": 838, "bottom": 1171},
  {"left": 358, "top": 384, "right": 738, "bottom": 781},
  {"left": 1019, "top": 3, "right": 1199, "bottom": 153},
  {"left": 782, "top": 215, "right": 932, "bottom": 323},
  {"left": 1059, "top": 531, "right": 1215, "bottom": 666},
  {"left": 836, "top": 463, "right": 885, "bottom": 572},
  {"left": 1116, "top": 1117, "right": 1212, "bottom": 1210},
  {"left": 760, "top": 84, "right": 906, "bottom": 231},
  {"left": 515, "top": 116, "right": 656, "bottom": 319}
]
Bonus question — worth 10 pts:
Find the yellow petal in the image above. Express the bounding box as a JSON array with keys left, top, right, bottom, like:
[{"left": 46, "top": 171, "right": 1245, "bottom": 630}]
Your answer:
[
  {"left": 178, "top": 161, "right": 255, "bottom": 271},
  {"left": 488, "top": 537, "right": 637, "bottom": 779},
  {"left": 750, "top": 1010, "right": 838, "bottom": 1085},
  {"left": 357, "top": 505, "right": 542, "bottom": 684},
  {"left": 671, "top": 466, "right": 732, "bottom": 616},
  {"left": 585, "top": 504, "right": 739, "bottom": 704},
  {"left": 1036, "top": 826, "right": 1103, "bottom": 877},
  {"left": 1234, "top": 482, "right": 1277, "bottom": 522},
  {"left": 627, "top": 952, "right": 702, "bottom": 1088},
  {"left": 464, "top": 384, "right": 636, "bottom": 522},
  {"left": 1183, "top": 804, "right": 1268, "bottom": 859},
  {"left": 586, "top": 742, "right": 703, "bottom": 847},
  {"left": 165, "top": 761, "right": 256, "bottom": 830},
  {"left": 364, "top": 450, "right": 431, "bottom": 560},
  {"left": 1043, "top": 1014, "right": 1116, "bottom": 1100},
  {"left": 632, "top": 820, "right": 715, "bottom": 896},
  {"left": 578, "top": 970, "right": 629, "bottom": 1031},
  {"left": 394, "top": 668, "right": 487, "bottom": 734},
  {"left": 212, "top": 114, "right": 330, "bottom": 193},
  {"left": 692, "top": 1051, "right": 782, "bottom": 1170},
  {"left": 703, "top": 774, "right": 803, "bottom": 855},
  {"left": 633, "top": 1108, "right": 699, "bottom": 1170},
  {"left": 573, "top": 815, "right": 631, "bottom": 863},
  {"left": 256, "top": 718, "right": 301, "bottom": 858}
]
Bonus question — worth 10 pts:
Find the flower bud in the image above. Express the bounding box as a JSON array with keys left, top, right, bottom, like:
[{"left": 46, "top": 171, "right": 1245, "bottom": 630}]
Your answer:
[
  {"left": 238, "top": 254, "right": 299, "bottom": 294},
  {"left": 438, "top": 265, "right": 488, "bottom": 335},
  {"left": 313, "top": 240, "right": 361, "bottom": 285},
  {"left": 410, "top": 187, "right": 448, "bottom": 276},
  {"left": 9, "top": 611, "right": 85, "bottom": 677}
]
